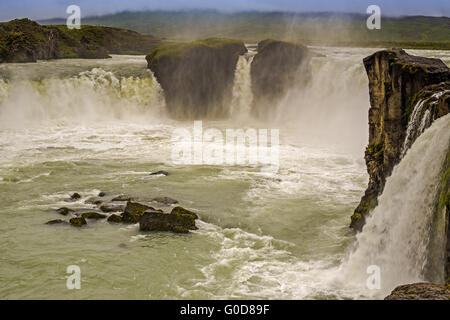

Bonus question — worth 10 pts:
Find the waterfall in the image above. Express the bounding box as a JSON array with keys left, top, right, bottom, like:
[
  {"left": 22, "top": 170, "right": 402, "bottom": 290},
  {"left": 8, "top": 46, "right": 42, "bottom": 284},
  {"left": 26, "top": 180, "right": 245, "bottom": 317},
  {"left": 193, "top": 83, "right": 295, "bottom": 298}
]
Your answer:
[
  {"left": 0, "top": 68, "right": 166, "bottom": 127},
  {"left": 230, "top": 49, "right": 256, "bottom": 118},
  {"left": 401, "top": 90, "right": 449, "bottom": 158},
  {"left": 338, "top": 114, "right": 450, "bottom": 297}
]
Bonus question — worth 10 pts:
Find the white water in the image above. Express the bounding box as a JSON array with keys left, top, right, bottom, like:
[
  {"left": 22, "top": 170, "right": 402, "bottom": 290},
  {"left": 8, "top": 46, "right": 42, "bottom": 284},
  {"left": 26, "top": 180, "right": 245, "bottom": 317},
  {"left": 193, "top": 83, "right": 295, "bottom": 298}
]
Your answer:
[
  {"left": 401, "top": 90, "right": 449, "bottom": 158},
  {"left": 338, "top": 114, "right": 450, "bottom": 298},
  {"left": 230, "top": 53, "right": 255, "bottom": 119},
  {"left": 0, "top": 49, "right": 449, "bottom": 299}
]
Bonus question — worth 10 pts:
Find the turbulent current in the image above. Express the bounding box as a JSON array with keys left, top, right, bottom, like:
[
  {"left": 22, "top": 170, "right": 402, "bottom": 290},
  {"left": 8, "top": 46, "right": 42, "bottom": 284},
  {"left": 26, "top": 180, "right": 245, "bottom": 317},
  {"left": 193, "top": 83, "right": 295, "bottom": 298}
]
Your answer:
[{"left": 0, "top": 49, "right": 448, "bottom": 299}]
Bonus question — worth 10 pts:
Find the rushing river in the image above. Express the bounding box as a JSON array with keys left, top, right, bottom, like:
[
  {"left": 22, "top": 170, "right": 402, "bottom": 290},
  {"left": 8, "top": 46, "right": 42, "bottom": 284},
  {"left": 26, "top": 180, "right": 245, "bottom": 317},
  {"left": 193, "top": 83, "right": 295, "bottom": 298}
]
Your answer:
[{"left": 0, "top": 48, "right": 448, "bottom": 299}]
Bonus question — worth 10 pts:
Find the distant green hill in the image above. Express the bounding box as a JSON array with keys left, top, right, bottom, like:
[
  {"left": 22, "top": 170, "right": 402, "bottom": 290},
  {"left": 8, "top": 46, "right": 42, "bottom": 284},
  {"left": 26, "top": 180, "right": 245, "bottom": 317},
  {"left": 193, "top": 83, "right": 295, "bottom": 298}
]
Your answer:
[{"left": 40, "top": 10, "right": 450, "bottom": 49}]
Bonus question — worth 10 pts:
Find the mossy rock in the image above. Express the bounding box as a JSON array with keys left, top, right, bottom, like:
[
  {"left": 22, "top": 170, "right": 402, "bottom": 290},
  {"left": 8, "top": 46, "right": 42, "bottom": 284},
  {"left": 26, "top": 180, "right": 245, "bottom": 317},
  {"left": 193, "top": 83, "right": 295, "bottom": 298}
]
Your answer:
[
  {"left": 170, "top": 206, "right": 199, "bottom": 219},
  {"left": 69, "top": 217, "right": 87, "bottom": 227},
  {"left": 81, "top": 212, "right": 107, "bottom": 220},
  {"left": 139, "top": 211, "right": 197, "bottom": 233},
  {"left": 121, "top": 201, "right": 152, "bottom": 223},
  {"left": 70, "top": 193, "right": 81, "bottom": 200},
  {"left": 107, "top": 214, "right": 123, "bottom": 223}
]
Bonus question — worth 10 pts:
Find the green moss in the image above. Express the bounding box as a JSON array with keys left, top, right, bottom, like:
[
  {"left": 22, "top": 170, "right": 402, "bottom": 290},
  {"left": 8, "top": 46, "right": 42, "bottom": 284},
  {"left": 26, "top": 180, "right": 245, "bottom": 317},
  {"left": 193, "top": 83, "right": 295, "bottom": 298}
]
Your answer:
[
  {"left": 170, "top": 206, "right": 199, "bottom": 219},
  {"left": 69, "top": 217, "right": 87, "bottom": 227},
  {"left": 107, "top": 214, "right": 123, "bottom": 223},
  {"left": 147, "top": 37, "right": 243, "bottom": 63},
  {"left": 81, "top": 212, "right": 107, "bottom": 220},
  {"left": 366, "top": 142, "right": 384, "bottom": 160}
]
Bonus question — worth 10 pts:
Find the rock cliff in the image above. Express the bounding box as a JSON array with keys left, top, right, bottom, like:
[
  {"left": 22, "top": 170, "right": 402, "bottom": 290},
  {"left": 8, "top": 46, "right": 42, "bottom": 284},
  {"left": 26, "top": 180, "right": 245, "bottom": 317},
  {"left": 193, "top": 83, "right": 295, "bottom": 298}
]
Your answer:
[
  {"left": 250, "top": 39, "right": 311, "bottom": 117},
  {"left": 0, "top": 19, "right": 163, "bottom": 63},
  {"left": 146, "top": 38, "right": 247, "bottom": 118},
  {"left": 351, "top": 49, "right": 450, "bottom": 231}
]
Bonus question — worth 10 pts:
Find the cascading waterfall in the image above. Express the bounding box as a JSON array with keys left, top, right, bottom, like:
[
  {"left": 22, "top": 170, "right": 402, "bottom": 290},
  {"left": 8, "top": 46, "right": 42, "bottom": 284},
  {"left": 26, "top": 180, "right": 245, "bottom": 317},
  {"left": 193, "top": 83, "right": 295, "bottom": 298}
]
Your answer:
[
  {"left": 401, "top": 90, "right": 449, "bottom": 158},
  {"left": 230, "top": 48, "right": 256, "bottom": 118},
  {"left": 0, "top": 68, "right": 166, "bottom": 127},
  {"left": 338, "top": 114, "right": 450, "bottom": 298}
]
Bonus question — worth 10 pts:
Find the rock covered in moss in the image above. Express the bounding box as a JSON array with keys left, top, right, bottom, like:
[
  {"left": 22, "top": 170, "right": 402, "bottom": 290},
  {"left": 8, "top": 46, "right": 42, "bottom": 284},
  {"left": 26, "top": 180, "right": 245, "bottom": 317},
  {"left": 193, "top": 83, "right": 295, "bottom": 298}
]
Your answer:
[
  {"left": 385, "top": 283, "right": 450, "bottom": 300},
  {"left": 250, "top": 39, "right": 311, "bottom": 118},
  {"left": 107, "top": 214, "right": 123, "bottom": 223},
  {"left": 69, "top": 217, "right": 87, "bottom": 227},
  {"left": 139, "top": 211, "right": 197, "bottom": 233},
  {"left": 171, "top": 206, "right": 198, "bottom": 219},
  {"left": 121, "top": 201, "right": 152, "bottom": 223},
  {"left": 81, "top": 212, "right": 107, "bottom": 220},
  {"left": 351, "top": 49, "right": 450, "bottom": 231},
  {"left": 146, "top": 38, "right": 247, "bottom": 118}
]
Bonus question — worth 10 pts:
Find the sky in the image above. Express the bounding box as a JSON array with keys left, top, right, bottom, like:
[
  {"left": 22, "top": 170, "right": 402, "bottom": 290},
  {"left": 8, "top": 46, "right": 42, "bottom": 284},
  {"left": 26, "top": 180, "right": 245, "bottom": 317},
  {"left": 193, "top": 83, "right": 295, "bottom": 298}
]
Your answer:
[{"left": 1, "top": 0, "right": 449, "bottom": 21}]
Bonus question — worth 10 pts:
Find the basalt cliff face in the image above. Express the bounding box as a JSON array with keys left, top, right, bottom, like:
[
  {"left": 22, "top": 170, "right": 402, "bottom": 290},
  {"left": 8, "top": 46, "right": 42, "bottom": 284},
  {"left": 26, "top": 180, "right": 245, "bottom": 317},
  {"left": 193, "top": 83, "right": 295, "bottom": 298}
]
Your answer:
[
  {"left": 0, "top": 19, "right": 163, "bottom": 63},
  {"left": 146, "top": 38, "right": 247, "bottom": 118},
  {"left": 351, "top": 49, "right": 450, "bottom": 232},
  {"left": 250, "top": 39, "right": 311, "bottom": 117}
]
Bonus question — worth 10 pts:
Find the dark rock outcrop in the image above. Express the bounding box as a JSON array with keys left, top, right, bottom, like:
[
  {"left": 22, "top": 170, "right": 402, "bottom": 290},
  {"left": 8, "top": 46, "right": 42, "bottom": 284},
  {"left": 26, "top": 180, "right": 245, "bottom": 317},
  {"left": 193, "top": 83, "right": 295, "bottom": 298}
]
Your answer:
[
  {"left": 0, "top": 18, "right": 164, "bottom": 63},
  {"left": 146, "top": 38, "right": 247, "bottom": 118},
  {"left": 250, "top": 39, "right": 311, "bottom": 117},
  {"left": 139, "top": 211, "right": 197, "bottom": 234},
  {"left": 385, "top": 283, "right": 450, "bottom": 300},
  {"left": 351, "top": 49, "right": 450, "bottom": 231},
  {"left": 121, "top": 201, "right": 152, "bottom": 223}
]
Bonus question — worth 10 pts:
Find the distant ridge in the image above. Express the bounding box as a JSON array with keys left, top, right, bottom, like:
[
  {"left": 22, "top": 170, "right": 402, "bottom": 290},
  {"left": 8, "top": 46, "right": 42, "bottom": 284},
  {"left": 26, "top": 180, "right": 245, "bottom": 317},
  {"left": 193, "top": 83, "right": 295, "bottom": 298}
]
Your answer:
[{"left": 39, "top": 10, "right": 450, "bottom": 48}]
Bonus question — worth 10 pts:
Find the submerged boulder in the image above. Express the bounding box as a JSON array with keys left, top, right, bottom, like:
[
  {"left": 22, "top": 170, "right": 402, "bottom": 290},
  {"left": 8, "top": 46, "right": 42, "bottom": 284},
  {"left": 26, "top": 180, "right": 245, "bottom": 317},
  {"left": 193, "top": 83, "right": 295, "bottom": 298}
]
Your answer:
[
  {"left": 351, "top": 49, "right": 450, "bottom": 231},
  {"left": 385, "top": 283, "right": 450, "bottom": 300},
  {"left": 250, "top": 39, "right": 311, "bottom": 117},
  {"left": 46, "top": 219, "right": 69, "bottom": 225},
  {"left": 150, "top": 170, "right": 169, "bottom": 176},
  {"left": 139, "top": 211, "right": 197, "bottom": 233},
  {"left": 146, "top": 38, "right": 247, "bottom": 118},
  {"left": 56, "top": 207, "right": 74, "bottom": 216}
]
